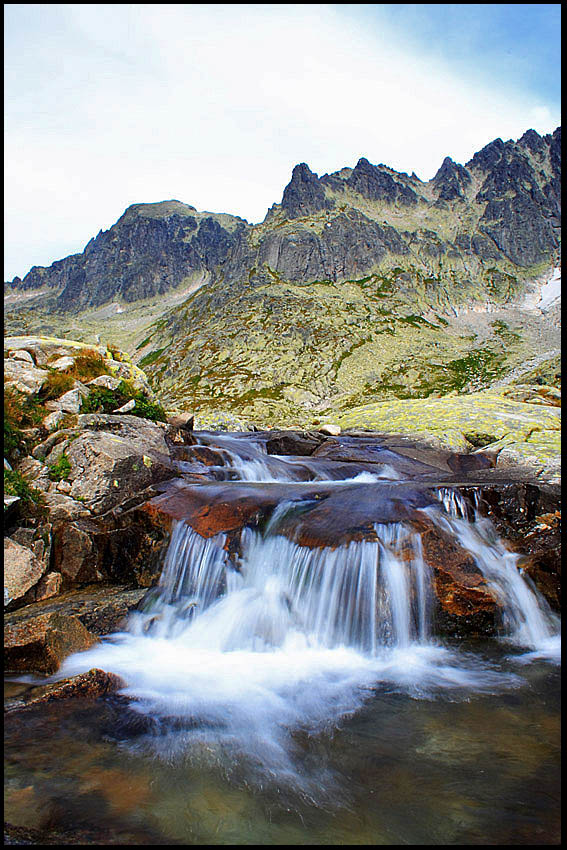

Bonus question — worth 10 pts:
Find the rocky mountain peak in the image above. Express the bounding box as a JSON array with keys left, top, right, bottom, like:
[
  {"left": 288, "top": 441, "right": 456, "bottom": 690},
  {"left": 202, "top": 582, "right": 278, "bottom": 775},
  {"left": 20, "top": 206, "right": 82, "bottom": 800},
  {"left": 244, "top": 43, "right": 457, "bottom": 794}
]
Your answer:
[
  {"left": 431, "top": 156, "right": 472, "bottom": 201},
  {"left": 518, "top": 128, "right": 547, "bottom": 154},
  {"left": 281, "top": 163, "right": 334, "bottom": 219},
  {"left": 346, "top": 157, "right": 418, "bottom": 206}
]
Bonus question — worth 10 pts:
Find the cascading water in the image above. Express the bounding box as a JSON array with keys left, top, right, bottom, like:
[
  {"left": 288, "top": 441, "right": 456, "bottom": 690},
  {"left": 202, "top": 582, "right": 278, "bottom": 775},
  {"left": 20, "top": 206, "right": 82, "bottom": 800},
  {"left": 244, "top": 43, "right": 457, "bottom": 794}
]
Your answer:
[
  {"left": 429, "top": 488, "right": 561, "bottom": 661},
  {"left": 58, "top": 434, "right": 560, "bottom": 793}
]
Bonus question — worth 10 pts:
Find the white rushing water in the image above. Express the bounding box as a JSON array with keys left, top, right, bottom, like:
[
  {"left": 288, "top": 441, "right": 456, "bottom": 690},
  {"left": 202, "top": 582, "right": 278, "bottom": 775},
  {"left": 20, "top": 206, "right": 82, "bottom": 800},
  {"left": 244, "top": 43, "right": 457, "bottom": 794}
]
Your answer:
[
  {"left": 59, "top": 450, "right": 560, "bottom": 789},
  {"left": 430, "top": 489, "right": 561, "bottom": 663},
  {"left": 193, "top": 432, "right": 401, "bottom": 483}
]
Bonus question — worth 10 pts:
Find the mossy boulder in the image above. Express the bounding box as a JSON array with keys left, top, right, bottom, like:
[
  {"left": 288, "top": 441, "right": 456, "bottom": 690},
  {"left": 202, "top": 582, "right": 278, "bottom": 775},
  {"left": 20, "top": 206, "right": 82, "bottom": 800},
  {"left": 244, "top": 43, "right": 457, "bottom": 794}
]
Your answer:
[{"left": 334, "top": 390, "right": 560, "bottom": 480}]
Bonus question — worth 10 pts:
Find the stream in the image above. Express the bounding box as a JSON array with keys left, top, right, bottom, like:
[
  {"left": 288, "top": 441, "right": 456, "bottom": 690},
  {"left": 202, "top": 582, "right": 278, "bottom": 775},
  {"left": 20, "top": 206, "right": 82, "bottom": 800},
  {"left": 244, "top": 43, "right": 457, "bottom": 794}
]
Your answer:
[{"left": 4, "top": 431, "right": 561, "bottom": 844}]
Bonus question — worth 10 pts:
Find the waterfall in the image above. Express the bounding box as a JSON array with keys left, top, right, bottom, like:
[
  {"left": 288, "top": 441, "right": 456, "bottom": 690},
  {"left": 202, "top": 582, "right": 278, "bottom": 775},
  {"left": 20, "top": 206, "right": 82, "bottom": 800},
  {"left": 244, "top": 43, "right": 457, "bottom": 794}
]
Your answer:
[
  {"left": 428, "top": 488, "right": 560, "bottom": 660},
  {"left": 57, "top": 434, "right": 560, "bottom": 787}
]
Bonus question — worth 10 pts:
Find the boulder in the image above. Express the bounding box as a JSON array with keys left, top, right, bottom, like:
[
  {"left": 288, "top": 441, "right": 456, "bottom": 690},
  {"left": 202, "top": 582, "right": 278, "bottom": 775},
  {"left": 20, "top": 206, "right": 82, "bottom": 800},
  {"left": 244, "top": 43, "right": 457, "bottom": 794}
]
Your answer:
[
  {"left": 87, "top": 374, "right": 122, "bottom": 391},
  {"left": 52, "top": 519, "right": 103, "bottom": 584},
  {"left": 113, "top": 399, "right": 136, "bottom": 413},
  {"left": 50, "top": 355, "right": 76, "bottom": 371},
  {"left": 56, "top": 414, "right": 176, "bottom": 514},
  {"left": 9, "top": 349, "right": 34, "bottom": 364},
  {"left": 318, "top": 423, "right": 341, "bottom": 436},
  {"left": 24, "top": 572, "right": 63, "bottom": 603},
  {"left": 45, "top": 384, "right": 89, "bottom": 414},
  {"left": 4, "top": 539, "right": 46, "bottom": 607},
  {"left": 265, "top": 430, "right": 324, "bottom": 456},
  {"left": 4, "top": 611, "right": 97, "bottom": 674},
  {"left": 43, "top": 409, "right": 65, "bottom": 431},
  {"left": 5, "top": 584, "right": 148, "bottom": 638},
  {"left": 4, "top": 359, "right": 49, "bottom": 395}
]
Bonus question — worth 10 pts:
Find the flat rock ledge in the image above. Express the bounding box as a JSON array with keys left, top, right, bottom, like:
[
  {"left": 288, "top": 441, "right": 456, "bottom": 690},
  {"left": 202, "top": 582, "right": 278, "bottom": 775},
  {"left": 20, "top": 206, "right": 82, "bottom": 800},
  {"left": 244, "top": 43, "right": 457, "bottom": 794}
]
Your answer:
[{"left": 4, "top": 668, "right": 125, "bottom": 714}]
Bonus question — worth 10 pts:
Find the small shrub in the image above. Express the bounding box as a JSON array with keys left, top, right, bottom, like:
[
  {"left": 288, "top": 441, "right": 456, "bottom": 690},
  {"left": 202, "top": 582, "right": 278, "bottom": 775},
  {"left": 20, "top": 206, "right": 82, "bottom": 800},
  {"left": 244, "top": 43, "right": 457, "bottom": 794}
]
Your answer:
[
  {"left": 48, "top": 453, "right": 72, "bottom": 481},
  {"left": 4, "top": 419, "right": 23, "bottom": 461},
  {"left": 79, "top": 385, "right": 118, "bottom": 414},
  {"left": 80, "top": 380, "right": 166, "bottom": 422},
  {"left": 5, "top": 386, "right": 46, "bottom": 428},
  {"left": 106, "top": 345, "right": 124, "bottom": 361}
]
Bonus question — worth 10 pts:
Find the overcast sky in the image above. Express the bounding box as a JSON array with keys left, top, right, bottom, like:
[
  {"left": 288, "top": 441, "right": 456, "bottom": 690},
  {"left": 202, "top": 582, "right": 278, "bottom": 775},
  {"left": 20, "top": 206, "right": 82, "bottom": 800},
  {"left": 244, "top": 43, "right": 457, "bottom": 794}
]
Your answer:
[{"left": 4, "top": 3, "right": 561, "bottom": 281}]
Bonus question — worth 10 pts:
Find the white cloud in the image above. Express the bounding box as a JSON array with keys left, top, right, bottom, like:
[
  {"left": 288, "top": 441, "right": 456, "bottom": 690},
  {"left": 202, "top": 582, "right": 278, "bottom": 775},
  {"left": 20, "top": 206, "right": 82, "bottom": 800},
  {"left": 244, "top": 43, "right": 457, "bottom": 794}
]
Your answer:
[{"left": 4, "top": 4, "right": 561, "bottom": 279}]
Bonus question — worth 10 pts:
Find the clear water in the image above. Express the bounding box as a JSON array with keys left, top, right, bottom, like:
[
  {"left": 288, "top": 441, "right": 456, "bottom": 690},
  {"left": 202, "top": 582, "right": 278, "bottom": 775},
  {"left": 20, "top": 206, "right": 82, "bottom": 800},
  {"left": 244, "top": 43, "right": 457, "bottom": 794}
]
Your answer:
[
  {"left": 5, "top": 433, "right": 561, "bottom": 844},
  {"left": 4, "top": 658, "right": 561, "bottom": 844}
]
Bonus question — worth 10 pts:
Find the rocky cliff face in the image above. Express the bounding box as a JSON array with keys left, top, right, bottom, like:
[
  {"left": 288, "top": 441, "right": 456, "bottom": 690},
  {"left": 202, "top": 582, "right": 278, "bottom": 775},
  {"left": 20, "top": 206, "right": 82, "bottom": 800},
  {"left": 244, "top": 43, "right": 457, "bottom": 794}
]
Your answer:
[{"left": 6, "top": 201, "right": 249, "bottom": 311}]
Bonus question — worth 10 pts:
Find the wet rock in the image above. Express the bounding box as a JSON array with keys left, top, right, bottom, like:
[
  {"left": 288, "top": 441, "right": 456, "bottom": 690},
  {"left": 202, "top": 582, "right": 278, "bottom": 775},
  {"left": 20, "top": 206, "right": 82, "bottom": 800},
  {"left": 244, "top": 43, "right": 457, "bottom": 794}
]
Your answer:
[
  {"left": 459, "top": 481, "right": 561, "bottom": 611},
  {"left": 336, "top": 391, "right": 561, "bottom": 481},
  {"left": 265, "top": 430, "right": 324, "bottom": 456},
  {"left": 4, "top": 611, "right": 98, "bottom": 674},
  {"left": 143, "top": 481, "right": 275, "bottom": 538},
  {"left": 50, "top": 502, "right": 171, "bottom": 590},
  {"left": 4, "top": 668, "right": 125, "bottom": 713},
  {"left": 5, "top": 585, "right": 148, "bottom": 639},
  {"left": 311, "top": 437, "right": 445, "bottom": 476},
  {"left": 419, "top": 520, "right": 500, "bottom": 635},
  {"left": 173, "top": 445, "right": 226, "bottom": 466}
]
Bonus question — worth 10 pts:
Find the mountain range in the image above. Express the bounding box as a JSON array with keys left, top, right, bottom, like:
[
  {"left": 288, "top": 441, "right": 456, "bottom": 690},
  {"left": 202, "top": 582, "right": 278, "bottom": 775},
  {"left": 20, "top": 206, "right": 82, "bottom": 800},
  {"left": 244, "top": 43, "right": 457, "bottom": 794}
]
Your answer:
[{"left": 5, "top": 126, "right": 561, "bottom": 425}]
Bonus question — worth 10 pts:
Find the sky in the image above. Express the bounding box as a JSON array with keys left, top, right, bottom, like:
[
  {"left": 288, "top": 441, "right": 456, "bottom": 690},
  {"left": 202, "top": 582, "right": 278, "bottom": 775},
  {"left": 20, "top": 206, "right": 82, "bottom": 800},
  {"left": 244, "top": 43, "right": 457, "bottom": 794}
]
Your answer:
[{"left": 4, "top": 3, "right": 561, "bottom": 281}]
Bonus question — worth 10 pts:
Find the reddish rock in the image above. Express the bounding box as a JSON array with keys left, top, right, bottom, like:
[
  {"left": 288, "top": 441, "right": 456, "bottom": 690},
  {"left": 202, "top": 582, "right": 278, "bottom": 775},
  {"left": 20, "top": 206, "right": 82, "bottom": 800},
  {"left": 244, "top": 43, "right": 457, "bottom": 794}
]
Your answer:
[
  {"left": 22, "top": 571, "right": 63, "bottom": 604},
  {"left": 5, "top": 668, "right": 125, "bottom": 713},
  {"left": 418, "top": 519, "right": 499, "bottom": 634},
  {"left": 173, "top": 445, "right": 226, "bottom": 466},
  {"left": 4, "top": 612, "right": 98, "bottom": 674}
]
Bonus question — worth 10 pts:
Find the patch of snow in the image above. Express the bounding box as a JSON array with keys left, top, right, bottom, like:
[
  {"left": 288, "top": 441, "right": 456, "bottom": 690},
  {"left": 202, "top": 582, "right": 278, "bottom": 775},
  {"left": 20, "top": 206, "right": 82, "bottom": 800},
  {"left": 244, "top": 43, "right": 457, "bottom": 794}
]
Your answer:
[{"left": 537, "top": 267, "right": 561, "bottom": 312}]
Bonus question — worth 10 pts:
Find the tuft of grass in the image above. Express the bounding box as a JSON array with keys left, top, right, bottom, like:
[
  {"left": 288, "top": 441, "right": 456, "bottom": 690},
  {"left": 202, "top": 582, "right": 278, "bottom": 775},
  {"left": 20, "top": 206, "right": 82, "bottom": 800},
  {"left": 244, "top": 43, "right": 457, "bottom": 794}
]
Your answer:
[
  {"left": 48, "top": 453, "right": 72, "bottom": 482},
  {"left": 40, "top": 371, "right": 76, "bottom": 401},
  {"left": 71, "top": 350, "right": 110, "bottom": 379},
  {"left": 4, "top": 468, "right": 46, "bottom": 516},
  {"left": 4, "top": 387, "right": 48, "bottom": 461}
]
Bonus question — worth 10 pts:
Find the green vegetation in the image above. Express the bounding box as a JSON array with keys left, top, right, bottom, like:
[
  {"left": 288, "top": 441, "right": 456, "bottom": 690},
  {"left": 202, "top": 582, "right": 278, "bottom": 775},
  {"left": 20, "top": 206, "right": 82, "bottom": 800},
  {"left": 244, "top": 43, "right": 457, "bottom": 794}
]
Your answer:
[
  {"left": 47, "top": 452, "right": 72, "bottom": 482},
  {"left": 4, "top": 387, "right": 47, "bottom": 461},
  {"left": 4, "top": 468, "right": 45, "bottom": 515},
  {"left": 80, "top": 379, "right": 167, "bottom": 422},
  {"left": 138, "top": 347, "right": 166, "bottom": 368},
  {"left": 39, "top": 348, "right": 110, "bottom": 401}
]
